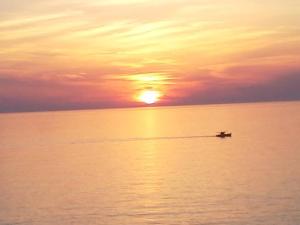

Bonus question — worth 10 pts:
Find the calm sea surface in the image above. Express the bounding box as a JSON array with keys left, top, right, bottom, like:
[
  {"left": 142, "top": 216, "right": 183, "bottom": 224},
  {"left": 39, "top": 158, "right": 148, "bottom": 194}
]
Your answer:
[{"left": 1, "top": 101, "right": 300, "bottom": 225}]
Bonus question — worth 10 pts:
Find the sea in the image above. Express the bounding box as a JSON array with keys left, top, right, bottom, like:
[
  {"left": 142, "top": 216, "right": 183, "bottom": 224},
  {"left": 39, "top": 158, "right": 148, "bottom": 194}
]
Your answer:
[{"left": 0, "top": 101, "right": 300, "bottom": 225}]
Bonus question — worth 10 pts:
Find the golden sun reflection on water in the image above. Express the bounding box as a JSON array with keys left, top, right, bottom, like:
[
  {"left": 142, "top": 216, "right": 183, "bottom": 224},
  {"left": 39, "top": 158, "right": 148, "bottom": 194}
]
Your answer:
[{"left": 0, "top": 102, "right": 300, "bottom": 224}]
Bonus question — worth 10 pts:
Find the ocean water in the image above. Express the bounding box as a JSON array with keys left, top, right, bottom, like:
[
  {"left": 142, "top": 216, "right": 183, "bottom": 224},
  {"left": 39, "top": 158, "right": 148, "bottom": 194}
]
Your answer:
[{"left": 0, "top": 101, "right": 300, "bottom": 225}]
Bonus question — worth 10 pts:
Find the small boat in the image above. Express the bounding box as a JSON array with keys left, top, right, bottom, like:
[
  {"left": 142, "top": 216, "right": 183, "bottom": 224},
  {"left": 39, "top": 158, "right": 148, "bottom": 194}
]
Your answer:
[{"left": 216, "top": 131, "right": 232, "bottom": 138}]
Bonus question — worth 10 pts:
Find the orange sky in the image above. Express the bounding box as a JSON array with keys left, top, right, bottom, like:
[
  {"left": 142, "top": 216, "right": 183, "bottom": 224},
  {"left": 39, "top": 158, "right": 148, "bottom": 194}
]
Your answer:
[{"left": 0, "top": 0, "right": 300, "bottom": 112}]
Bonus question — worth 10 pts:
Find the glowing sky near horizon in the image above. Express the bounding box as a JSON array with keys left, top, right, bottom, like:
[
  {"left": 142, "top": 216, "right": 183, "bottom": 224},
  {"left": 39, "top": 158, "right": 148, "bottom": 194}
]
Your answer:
[{"left": 0, "top": 0, "right": 300, "bottom": 112}]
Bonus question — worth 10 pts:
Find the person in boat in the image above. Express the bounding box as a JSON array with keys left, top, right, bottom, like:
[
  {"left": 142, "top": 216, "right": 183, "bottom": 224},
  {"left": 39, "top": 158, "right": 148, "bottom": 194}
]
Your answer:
[{"left": 216, "top": 131, "right": 232, "bottom": 137}]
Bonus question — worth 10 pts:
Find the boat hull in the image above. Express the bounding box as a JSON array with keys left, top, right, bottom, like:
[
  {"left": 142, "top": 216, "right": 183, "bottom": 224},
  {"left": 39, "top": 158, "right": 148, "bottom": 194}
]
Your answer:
[{"left": 216, "top": 133, "right": 232, "bottom": 138}]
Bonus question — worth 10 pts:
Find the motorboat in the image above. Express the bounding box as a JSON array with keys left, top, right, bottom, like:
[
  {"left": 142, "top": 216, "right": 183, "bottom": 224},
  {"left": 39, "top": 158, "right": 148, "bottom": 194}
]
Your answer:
[{"left": 216, "top": 131, "right": 232, "bottom": 138}]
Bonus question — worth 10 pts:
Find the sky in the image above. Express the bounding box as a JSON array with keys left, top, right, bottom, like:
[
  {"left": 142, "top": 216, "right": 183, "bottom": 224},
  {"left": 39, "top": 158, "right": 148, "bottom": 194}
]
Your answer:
[{"left": 0, "top": 0, "right": 300, "bottom": 112}]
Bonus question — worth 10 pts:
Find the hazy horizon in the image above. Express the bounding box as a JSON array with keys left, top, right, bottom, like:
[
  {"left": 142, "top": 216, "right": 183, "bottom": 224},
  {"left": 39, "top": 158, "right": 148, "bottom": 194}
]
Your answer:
[{"left": 1, "top": 99, "right": 299, "bottom": 114}]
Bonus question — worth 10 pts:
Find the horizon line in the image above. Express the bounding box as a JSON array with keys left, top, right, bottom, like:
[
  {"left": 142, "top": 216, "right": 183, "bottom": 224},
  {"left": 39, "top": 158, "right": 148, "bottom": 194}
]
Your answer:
[{"left": 1, "top": 99, "right": 299, "bottom": 115}]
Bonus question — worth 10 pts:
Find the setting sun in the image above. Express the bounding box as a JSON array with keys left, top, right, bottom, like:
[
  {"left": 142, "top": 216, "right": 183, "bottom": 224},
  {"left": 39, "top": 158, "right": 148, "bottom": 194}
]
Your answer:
[{"left": 138, "top": 90, "right": 161, "bottom": 104}]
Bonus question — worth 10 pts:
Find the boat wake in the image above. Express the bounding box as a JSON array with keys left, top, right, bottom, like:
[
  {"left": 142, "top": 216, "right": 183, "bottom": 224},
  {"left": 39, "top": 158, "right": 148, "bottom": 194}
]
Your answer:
[
  {"left": 123, "top": 135, "right": 216, "bottom": 142},
  {"left": 71, "top": 135, "right": 216, "bottom": 145}
]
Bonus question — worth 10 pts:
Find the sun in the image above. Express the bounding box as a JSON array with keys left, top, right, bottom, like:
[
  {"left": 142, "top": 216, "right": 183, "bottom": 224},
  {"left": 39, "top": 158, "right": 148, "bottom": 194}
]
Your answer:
[{"left": 138, "top": 90, "right": 161, "bottom": 104}]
